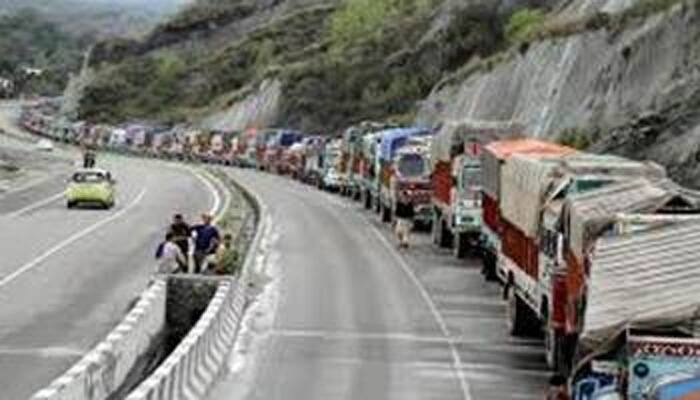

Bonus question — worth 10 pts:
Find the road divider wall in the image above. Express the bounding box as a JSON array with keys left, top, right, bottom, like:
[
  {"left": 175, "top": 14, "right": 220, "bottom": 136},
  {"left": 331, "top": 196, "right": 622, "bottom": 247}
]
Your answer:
[
  {"left": 125, "top": 279, "right": 246, "bottom": 400},
  {"left": 31, "top": 278, "right": 168, "bottom": 400}
]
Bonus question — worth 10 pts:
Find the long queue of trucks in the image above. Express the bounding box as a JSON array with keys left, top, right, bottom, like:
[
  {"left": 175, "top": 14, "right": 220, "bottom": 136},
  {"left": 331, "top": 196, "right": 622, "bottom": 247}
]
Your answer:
[{"left": 22, "top": 102, "right": 700, "bottom": 399}]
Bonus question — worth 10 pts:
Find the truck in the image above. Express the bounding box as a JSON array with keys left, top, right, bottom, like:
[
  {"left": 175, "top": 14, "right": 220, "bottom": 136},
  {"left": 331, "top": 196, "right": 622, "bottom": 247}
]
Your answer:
[
  {"left": 262, "top": 130, "right": 303, "bottom": 174},
  {"left": 480, "top": 139, "right": 575, "bottom": 281},
  {"left": 255, "top": 129, "right": 279, "bottom": 170},
  {"left": 430, "top": 120, "right": 524, "bottom": 259},
  {"left": 340, "top": 122, "right": 398, "bottom": 200},
  {"left": 500, "top": 153, "right": 668, "bottom": 372},
  {"left": 300, "top": 136, "right": 327, "bottom": 186},
  {"left": 376, "top": 127, "right": 432, "bottom": 223},
  {"left": 358, "top": 130, "right": 384, "bottom": 211},
  {"left": 321, "top": 138, "right": 343, "bottom": 191},
  {"left": 563, "top": 196, "right": 700, "bottom": 398}
]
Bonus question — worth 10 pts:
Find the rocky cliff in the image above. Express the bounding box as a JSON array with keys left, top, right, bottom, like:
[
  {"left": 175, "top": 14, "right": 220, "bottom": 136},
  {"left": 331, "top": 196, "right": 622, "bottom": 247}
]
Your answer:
[{"left": 417, "top": 0, "right": 700, "bottom": 186}]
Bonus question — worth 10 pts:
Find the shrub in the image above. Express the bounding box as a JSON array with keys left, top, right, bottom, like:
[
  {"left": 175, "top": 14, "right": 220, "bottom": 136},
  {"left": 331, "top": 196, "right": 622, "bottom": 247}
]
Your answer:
[
  {"left": 505, "top": 8, "right": 546, "bottom": 43},
  {"left": 558, "top": 128, "right": 592, "bottom": 150}
]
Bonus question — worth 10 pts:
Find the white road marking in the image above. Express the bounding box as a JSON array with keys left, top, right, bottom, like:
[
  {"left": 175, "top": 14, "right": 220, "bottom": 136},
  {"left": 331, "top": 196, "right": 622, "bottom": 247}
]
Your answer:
[
  {"left": 6, "top": 191, "right": 65, "bottom": 218},
  {"left": 364, "top": 215, "right": 474, "bottom": 400},
  {"left": 0, "top": 188, "right": 147, "bottom": 288},
  {"left": 187, "top": 168, "right": 222, "bottom": 218},
  {"left": 0, "top": 346, "right": 84, "bottom": 358}
]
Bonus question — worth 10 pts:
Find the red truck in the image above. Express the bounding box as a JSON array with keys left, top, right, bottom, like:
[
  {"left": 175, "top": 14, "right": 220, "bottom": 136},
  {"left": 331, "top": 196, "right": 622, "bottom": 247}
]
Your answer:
[
  {"left": 480, "top": 139, "right": 575, "bottom": 281},
  {"left": 498, "top": 151, "right": 667, "bottom": 373},
  {"left": 430, "top": 121, "right": 523, "bottom": 258}
]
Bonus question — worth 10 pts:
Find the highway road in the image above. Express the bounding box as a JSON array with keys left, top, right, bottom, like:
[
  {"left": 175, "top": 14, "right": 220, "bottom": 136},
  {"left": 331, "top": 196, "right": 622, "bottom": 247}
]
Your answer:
[
  {"left": 209, "top": 170, "right": 549, "bottom": 400},
  {"left": 0, "top": 135, "right": 224, "bottom": 399}
]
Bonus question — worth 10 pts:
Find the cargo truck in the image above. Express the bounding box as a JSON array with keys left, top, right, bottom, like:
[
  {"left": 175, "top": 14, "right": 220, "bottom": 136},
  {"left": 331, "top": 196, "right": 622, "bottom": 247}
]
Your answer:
[
  {"left": 386, "top": 136, "right": 434, "bottom": 227},
  {"left": 500, "top": 152, "right": 668, "bottom": 371},
  {"left": 430, "top": 121, "right": 523, "bottom": 258},
  {"left": 376, "top": 127, "right": 432, "bottom": 223},
  {"left": 340, "top": 122, "right": 398, "bottom": 200},
  {"left": 358, "top": 131, "right": 382, "bottom": 211},
  {"left": 262, "top": 130, "right": 303, "bottom": 174},
  {"left": 480, "top": 139, "right": 575, "bottom": 281},
  {"left": 565, "top": 204, "right": 700, "bottom": 399}
]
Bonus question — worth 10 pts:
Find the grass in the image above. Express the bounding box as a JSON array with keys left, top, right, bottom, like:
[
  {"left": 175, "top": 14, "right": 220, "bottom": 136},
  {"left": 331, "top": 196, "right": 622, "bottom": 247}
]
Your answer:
[{"left": 505, "top": 9, "right": 546, "bottom": 43}]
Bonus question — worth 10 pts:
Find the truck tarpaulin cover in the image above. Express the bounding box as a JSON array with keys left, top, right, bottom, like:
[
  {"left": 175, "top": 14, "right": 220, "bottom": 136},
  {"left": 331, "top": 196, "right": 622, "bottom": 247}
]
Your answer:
[
  {"left": 378, "top": 128, "right": 430, "bottom": 162},
  {"left": 564, "top": 179, "right": 675, "bottom": 265},
  {"left": 582, "top": 219, "right": 700, "bottom": 350},
  {"left": 481, "top": 139, "right": 574, "bottom": 200},
  {"left": 429, "top": 120, "right": 524, "bottom": 168},
  {"left": 500, "top": 153, "right": 569, "bottom": 238}
]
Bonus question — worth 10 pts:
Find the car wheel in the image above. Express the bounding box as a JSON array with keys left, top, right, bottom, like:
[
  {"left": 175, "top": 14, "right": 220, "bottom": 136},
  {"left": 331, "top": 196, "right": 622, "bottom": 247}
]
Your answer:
[{"left": 67, "top": 201, "right": 75, "bottom": 209}]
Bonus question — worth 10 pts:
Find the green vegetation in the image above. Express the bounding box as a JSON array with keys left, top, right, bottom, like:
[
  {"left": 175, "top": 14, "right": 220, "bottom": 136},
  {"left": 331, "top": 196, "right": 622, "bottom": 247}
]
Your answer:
[
  {"left": 77, "top": 0, "right": 500, "bottom": 131},
  {"left": 0, "top": 8, "right": 86, "bottom": 96},
  {"left": 508, "top": 0, "right": 688, "bottom": 45},
  {"left": 558, "top": 128, "right": 593, "bottom": 150},
  {"left": 505, "top": 8, "right": 545, "bottom": 43},
  {"left": 328, "top": 0, "right": 434, "bottom": 52}
]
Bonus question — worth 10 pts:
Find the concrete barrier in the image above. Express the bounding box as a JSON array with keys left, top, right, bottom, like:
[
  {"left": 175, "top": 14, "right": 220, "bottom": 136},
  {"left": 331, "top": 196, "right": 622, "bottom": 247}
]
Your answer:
[
  {"left": 124, "top": 169, "right": 267, "bottom": 400},
  {"left": 125, "top": 280, "right": 247, "bottom": 400},
  {"left": 30, "top": 278, "right": 168, "bottom": 400}
]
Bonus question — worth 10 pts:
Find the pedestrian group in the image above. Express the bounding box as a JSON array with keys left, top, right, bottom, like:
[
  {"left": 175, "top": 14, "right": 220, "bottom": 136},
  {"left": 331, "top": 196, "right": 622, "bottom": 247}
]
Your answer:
[{"left": 155, "top": 212, "right": 231, "bottom": 275}]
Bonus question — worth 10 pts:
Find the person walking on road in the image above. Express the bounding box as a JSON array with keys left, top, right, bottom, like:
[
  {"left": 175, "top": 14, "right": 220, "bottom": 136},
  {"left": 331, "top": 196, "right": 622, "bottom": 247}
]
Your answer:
[
  {"left": 155, "top": 232, "right": 186, "bottom": 274},
  {"left": 169, "top": 214, "right": 191, "bottom": 257},
  {"left": 394, "top": 202, "right": 415, "bottom": 249},
  {"left": 191, "top": 213, "right": 220, "bottom": 273}
]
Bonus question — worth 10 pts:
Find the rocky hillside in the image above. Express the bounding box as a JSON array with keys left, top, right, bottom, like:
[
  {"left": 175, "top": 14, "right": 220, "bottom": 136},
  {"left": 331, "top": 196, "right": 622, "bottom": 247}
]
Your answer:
[
  {"left": 417, "top": 0, "right": 700, "bottom": 186},
  {"left": 78, "top": 0, "right": 544, "bottom": 127},
  {"left": 77, "top": 0, "right": 700, "bottom": 185}
]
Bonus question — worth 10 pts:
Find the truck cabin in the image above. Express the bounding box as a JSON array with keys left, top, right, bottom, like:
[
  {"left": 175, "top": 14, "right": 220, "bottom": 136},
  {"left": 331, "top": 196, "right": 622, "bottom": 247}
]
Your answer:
[{"left": 454, "top": 156, "right": 482, "bottom": 203}]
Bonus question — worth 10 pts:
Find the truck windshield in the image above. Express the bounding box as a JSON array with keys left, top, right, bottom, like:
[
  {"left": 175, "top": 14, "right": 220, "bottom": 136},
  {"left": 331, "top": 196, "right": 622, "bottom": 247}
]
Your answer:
[
  {"left": 397, "top": 154, "right": 426, "bottom": 177},
  {"left": 461, "top": 165, "right": 481, "bottom": 190}
]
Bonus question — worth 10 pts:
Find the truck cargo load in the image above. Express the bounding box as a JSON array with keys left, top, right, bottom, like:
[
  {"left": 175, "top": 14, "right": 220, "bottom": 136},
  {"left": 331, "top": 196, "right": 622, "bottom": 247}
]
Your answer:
[
  {"left": 581, "top": 215, "right": 700, "bottom": 351},
  {"left": 481, "top": 139, "right": 575, "bottom": 201}
]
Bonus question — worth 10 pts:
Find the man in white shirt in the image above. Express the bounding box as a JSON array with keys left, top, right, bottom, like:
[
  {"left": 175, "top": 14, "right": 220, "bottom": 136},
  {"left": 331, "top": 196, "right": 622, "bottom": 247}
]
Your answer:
[{"left": 155, "top": 232, "right": 186, "bottom": 274}]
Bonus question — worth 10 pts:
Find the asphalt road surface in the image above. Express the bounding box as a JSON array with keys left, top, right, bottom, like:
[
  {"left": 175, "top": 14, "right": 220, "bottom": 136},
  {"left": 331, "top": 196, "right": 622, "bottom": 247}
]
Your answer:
[
  {"left": 0, "top": 140, "right": 224, "bottom": 398},
  {"left": 209, "top": 170, "right": 549, "bottom": 400}
]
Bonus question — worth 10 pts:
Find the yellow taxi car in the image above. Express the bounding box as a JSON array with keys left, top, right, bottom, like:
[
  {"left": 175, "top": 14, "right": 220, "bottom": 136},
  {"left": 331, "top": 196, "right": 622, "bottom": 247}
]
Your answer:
[{"left": 65, "top": 169, "right": 116, "bottom": 209}]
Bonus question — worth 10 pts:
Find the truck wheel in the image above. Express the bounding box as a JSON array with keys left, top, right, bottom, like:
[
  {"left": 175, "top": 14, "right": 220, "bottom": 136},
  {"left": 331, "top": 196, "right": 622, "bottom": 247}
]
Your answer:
[
  {"left": 454, "top": 232, "right": 468, "bottom": 259},
  {"left": 481, "top": 252, "right": 498, "bottom": 281},
  {"left": 431, "top": 213, "right": 442, "bottom": 246},
  {"left": 381, "top": 203, "right": 392, "bottom": 223},
  {"left": 439, "top": 220, "right": 452, "bottom": 248},
  {"left": 545, "top": 327, "right": 565, "bottom": 372},
  {"left": 506, "top": 285, "right": 532, "bottom": 337}
]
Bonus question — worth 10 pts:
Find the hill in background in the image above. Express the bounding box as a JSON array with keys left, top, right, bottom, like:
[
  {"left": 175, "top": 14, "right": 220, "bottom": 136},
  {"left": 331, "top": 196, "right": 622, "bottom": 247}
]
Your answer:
[{"left": 0, "top": 0, "right": 189, "bottom": 96}]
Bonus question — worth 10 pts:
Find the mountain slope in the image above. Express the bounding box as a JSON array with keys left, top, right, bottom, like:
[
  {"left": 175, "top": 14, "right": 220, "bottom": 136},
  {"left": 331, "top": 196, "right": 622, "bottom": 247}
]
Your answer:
[
  {"left": 76, "top": 0, "right": 700, "bottom": 186},
  {"left": 77, "top": 0, "right": 534, "bottom": 129}
]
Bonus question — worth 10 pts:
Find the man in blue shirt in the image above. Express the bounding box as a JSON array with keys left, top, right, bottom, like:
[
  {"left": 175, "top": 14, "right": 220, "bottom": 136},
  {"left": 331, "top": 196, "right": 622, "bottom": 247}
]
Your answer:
[{"left": 191, "top": 213, "right": 220, "bottom": 273}]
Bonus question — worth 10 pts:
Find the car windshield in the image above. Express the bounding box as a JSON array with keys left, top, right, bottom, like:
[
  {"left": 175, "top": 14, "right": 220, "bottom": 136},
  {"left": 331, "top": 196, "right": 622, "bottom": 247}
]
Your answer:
[
  {"left": 73, "top": 172, "right": 107, "bottom": 183},
  {"left": 397, "top": 154, "right": 426, "bottom": 177}
]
